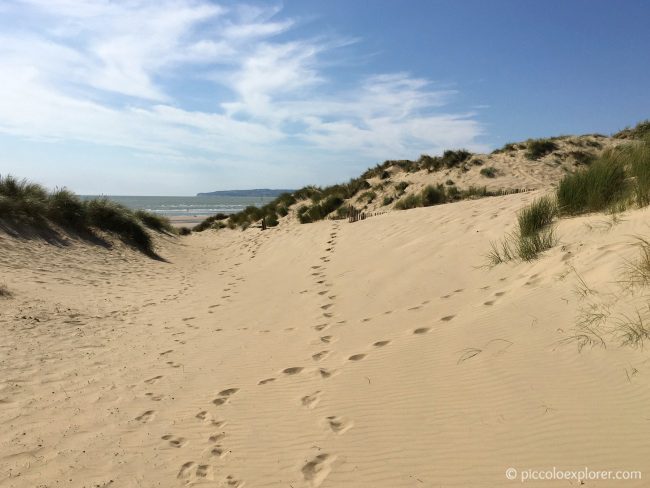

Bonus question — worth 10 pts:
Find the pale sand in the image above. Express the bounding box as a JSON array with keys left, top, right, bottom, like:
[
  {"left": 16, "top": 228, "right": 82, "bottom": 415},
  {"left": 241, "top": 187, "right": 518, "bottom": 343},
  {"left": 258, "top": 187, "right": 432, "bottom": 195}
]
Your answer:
[
  {"left": 169, "top": 215, "right": 209, "bottom": 228},
  {"left": 2, "top": 191, "right": 650, "bottom": 487}
]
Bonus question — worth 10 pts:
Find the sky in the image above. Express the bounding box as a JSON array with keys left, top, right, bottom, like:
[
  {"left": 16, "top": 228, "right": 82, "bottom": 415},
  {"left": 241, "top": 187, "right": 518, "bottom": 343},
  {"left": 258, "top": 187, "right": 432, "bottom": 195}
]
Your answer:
[{"left": 0, "top": 0, "right": 648, "bottom": 195}]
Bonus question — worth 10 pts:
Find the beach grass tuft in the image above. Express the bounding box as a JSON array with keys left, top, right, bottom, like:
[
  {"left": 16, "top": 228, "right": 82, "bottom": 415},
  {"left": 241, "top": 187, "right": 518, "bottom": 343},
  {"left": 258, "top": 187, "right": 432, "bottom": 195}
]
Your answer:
[
  {"left": 134, "top": 210, "right": 176, "bottom": 234},
  {"left": 0, "top": 284, "right": 12, "bottom": 298},
  {"left": 0, "top": 174, "right": 162, "bottom": 255},
  {"left": 525, "top": 138, "right": 558, "bottom": 160}
]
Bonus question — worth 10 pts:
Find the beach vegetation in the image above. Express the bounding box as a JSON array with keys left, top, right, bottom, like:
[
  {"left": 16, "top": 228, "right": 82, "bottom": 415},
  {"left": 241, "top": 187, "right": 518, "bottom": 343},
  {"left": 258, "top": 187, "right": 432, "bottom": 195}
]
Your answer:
[
  {"left": 480, "top": 167, "right": 498, "bottom": 178},
  {"left": 394, "top": 193, "right": 422, "bottom": 210},
  {"left": 134, "top": 210, "right": 175, "bottom": 234},
  {"left": 525, "top": 138, "right": 558, "bottom": 160},
  {"left": 556, "top": 150, "right": 628, "bottom": 215},
  {"left": 614, "top": 120, "right": 650, "bottom": 140},
  {"left": 421, "top": 184, "right": 446, "bottom": 206},
  {"left": 85, "top": 198, "right": 155, "bottom": 254},
  {"left": 517, "top": 196, "right": 557, "bottom": 237},
  {"left": 0, "top": 175, "right": 160, "bottom": 256},
  {"left": 0, "top": 284, "right": 11, "bottom": 298}
]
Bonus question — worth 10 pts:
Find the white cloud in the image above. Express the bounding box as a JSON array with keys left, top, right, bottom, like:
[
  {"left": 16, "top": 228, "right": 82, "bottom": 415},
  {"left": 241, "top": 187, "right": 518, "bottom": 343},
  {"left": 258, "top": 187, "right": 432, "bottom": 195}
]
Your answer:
[{"left": 0, "top": 0, "right": 487, "bottom": 192}]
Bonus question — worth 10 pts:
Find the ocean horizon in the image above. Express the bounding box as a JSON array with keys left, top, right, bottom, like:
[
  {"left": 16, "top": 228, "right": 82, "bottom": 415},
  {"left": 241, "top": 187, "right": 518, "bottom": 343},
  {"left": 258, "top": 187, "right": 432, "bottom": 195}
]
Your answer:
[{"left": 80, "top": 195, "right": 277, "bottom": 218}]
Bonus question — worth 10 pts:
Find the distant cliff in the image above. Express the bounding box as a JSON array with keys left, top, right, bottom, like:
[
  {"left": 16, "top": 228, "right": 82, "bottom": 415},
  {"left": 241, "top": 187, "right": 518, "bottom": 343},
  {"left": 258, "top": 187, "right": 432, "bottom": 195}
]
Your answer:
[{"left": 196, "top": 189, "right": 294, "bottom": 197}]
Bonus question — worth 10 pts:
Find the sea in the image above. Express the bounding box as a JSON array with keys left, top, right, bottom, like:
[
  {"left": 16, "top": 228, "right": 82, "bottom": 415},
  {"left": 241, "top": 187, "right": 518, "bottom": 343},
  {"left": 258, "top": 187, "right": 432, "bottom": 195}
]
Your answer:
[{"left": 80, "top": 195, "right": 277, "bottom": 218}]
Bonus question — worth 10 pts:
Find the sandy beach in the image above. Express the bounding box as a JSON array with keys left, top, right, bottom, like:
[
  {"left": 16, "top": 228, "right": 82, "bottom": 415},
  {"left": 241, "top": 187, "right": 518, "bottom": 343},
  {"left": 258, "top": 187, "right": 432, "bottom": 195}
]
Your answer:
[{"left": 2, "top": 189, "right": 650, "bottom": 487}]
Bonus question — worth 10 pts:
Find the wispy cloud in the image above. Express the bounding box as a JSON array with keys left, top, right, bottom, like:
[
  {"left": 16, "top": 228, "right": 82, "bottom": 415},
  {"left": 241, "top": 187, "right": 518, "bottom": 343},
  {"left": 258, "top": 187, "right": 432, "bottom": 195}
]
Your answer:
[{"left": 0, "top": 0, "right": 486, "bottom": 191}]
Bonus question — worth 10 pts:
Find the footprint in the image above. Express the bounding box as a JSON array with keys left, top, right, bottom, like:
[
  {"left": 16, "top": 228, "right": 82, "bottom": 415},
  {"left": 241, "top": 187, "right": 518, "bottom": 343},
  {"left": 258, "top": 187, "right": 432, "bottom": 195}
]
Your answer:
[
  {"left": 408, "top": 306, "right": 421, "bottom": 311},
  {"left": 177, "top": 462, "right": 213, "bottom": 481},
  {"left": 196, "top": 464, "right": 211, "bottom": 479},
  {"left": 325, "top": 416, "right": 353, "bottom": 434},
  {"left": 495, "top": 291, "right": 507, "bottom": 297},
  {"left": 135, "top": 410, "right": 155, "bottom": 423},
  {"left": 178, "top": 462, "right": 196, "bottom": 479},
  {"left": 320, "top": 304, "right": 333, "bottom": 310},
  {"left": 218, "top": 388, "right": 239, "bottom": 397},
  {"left": 213, "top": 397, "right": 228, "bottom": 406},
  {"left": 413, "top": 327, "right": 430, "bottom": 335},
  {"left": 441, "top": 315, "right": 455, "bottom": 322},
  {"left": 144, "top": 375, "right": 163, "bottom": 384},
  {"left": 312, "top": 351, "right": 329, "bottom": 361},
  {"left": 225, "top": 474, "right": 243, "bottom": 487},
  {"left": 196, "top": 411, "right": 211, "bottom": 421},
  {"left": 145, "top": 392, "right": 164, "bottom": 401},
  {"left": 301, "top": 391, "right": 322, "bottom": 409},
  {"left": 283, "top": 367, "right": 304, "bottom": 375},
  {"left": 314, "top": 324, "right": 328, "bottom": 331},
  {"left": 159, "top": 349, "right": 174, "bottom": 355},
  {"left": 166, "top": 361, "right": 181, "bottom": 369},
  {"left": 210, "top": 445, "right": 228, "bottom": 458},
  {"left": 348, "top": 354, "right": 366, "bottom": 361},
  {"left": 302, "top": 453, "right": 335, "bottom": 487},
  {"left": 208, "top": 432, "right": 226, "bottom": 443},
  {"left": 320, "top": 335, "right": 333, "bottom": 343},
  {"left": 373, "top": 340, "right": 390, "bottom": 347},
  {"left": 484, "top": 300, "right": 495, "bottom": 306},
  {"left": 319, "top": 368, "right": 337, "bottom": 379},
  {"left": 258, "top": 378, "right": 276, "bottom": 385},
  {"left": 161, "top": 434, "right": 187, "bottom": 448}
]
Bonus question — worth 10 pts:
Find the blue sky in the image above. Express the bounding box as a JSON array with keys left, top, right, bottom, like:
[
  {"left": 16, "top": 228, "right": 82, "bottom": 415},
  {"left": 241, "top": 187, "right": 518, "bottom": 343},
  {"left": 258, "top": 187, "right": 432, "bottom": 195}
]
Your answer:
[{"left": 0, "top": 0, "right": 648, "bottom": 195}]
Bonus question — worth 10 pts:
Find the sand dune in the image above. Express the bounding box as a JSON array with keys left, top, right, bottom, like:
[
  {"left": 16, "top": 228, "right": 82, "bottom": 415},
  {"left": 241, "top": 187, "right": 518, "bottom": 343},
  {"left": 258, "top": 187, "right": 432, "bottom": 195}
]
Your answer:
[{"left": 2, "top": 191, "right": 650, "bottom": 487}]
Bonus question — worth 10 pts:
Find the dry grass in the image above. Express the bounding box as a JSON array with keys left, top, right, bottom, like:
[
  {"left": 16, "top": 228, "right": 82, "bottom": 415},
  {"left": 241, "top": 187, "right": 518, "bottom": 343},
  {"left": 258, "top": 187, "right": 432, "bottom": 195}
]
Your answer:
[{"left": 0, "top": 284, "right": 12, "bottom": 298}]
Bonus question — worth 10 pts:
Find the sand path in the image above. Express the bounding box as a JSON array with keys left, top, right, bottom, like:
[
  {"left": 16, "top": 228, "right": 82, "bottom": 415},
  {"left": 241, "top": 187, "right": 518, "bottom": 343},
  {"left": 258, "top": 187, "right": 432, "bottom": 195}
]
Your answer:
[{"left": 2, "top": 192, "right": 650, "bottom": 487}]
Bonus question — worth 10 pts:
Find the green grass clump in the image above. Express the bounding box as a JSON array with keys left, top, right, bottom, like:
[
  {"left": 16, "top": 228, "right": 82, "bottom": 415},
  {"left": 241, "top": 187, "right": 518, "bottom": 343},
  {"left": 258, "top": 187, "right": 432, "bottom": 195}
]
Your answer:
[
  {"left": 487, "top": 228, "right": 557, "bottom": 265},
  {"left": 626, "top": 138, "right": 650, "bottom": 206},
  {"left": 394, "top": 193, "right": 422, "bottom": 210},
  {"left": 0, "top": 175, "right": 49, "bottom": 222},
  {"left": 382, "top": 195, "right": 394, "bottom": 206},
  {"left": 395, "top": 181, "right": 409, "bottom": 195},
  {"left": 480, "top": 167, "right": 498, "bottom": 178},
  {"left": 557, "top": 152, "right": 628, "bottom": 215},
  {"left": 178, "top": 227, "right": 192, "bottom": 236},
  {"left": 47, "top": 188, "right": 86, "bottom": 228},
  {"left": 135, "top": 210, "right": 175, "bottom": 234},
  {"left": 525, "top": 138, "right": 558, "bottom": 160},
  {"left": 491, "top": 142, "right": 518, "bottom": 154},
  {"left": 193, "top": 213, "right": 229, "bottom": 232},
  {"left": 487, "top": 197, "right": 558, "bottom": 265},
  {"left": 264, "top": 213, "right": 279, "bottom": 227},
  {"left": 85, "top": 198, "right": 154, "bottom": 254},
  {"left": 567, "top": 150, "right": 595, "bottom": 166},
  {"left": 440, "top": 149, "right": 472, "bottom": 168},
  {"left": 359, "top": 191, "right": 376, "bottom": 203},
  {"left": 0, "top": 175, "right": 159, "bottom": 256},
  {"left": 614, "top": 120, "right": 650, "bottom": 140},
  {"left": 517, "top": 196, "right": 557, "bottom": 237},
  {"left": 516, "top": 228, "right": 557, "bottom": 261},
  {"left": 421, "top": 185, "right": 446, "bottom": 206}
]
